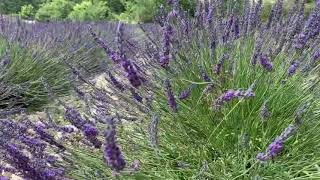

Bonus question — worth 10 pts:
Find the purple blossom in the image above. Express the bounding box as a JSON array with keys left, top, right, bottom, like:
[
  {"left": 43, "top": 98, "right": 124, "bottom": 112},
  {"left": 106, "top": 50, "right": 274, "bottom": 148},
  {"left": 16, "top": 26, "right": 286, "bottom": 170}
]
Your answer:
[
  {"left": 222, "top": 90, "right": 237, "bottom": 101},
  {"left": 179, "top": 84, "right": 195, "bottom": 100},
  {"left": 206, "top": 5, "right": 214, "bottom": 25},
  {"left": 121, "top": 59, "right": 142, "bottom": 88},
  {"left": 260, "top": 101, "right": 271, "bottom": 121},
  {"left": 214, "top": 54, "right": 229, "bottom": 75},
  {"left": 104, "top": 119, "right": 126, "bottom": 172},
  {"left": 160, "top": 23, "right": 173, "bottom": 68},
  {"left": 267, "top": 140, "right": 284, "bottom": 158},
  {"left": 83, "top": 124, "right": 102, "bottom": 148},
  {"left": 4, "top": 143, "right": 40, "bottom": 179},
  {"left": 164, "top": 79, "right": 177, "bottom": 112},
  {"left": 199, "top": 66, "right": 211, "bottom": 82},
  {"left": 34, "top": 125, "right": 65, "bottom": 150},
  {"left": 293, "top": 33, "right": 308, "bottom": 49},
  {"left": 213, "top": 83, "right": 255, "bottom": 109},
  {"left": 257, "top": 124, "right": 298, "bottom": 162},
  {"left": 288, "top": 61, "right": 299, "bottom": 77},
  {"left": 259, "top": 55, "right": 273, "bottom": 71},
  {"left": 64, "top": 106, "right": 86, "bottom": 130}
]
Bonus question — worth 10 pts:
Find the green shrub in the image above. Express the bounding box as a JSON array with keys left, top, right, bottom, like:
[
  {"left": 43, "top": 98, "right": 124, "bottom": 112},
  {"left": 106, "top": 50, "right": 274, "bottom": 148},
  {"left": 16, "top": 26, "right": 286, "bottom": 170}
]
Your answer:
[
  {"left": 107, "top": 0, "right": 125, "bottom": 14},
  {"left": 19, "top": 4, "right": 35, "bottom": 20},
  {"left": 68, "top": 1, "right": 110, "bottom": 21},
  {"left": 35, "top": 0, "right": 75, "bottom": 21},
  {"left": 0, "top": 37, "right": 71, "bottom": 110}
]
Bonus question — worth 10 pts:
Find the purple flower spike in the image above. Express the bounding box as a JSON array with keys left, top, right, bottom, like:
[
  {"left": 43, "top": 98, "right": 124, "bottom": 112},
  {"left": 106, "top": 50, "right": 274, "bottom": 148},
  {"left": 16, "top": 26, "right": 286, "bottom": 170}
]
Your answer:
[
  {"left": 164, "top": 79, "right": 177, "bottom": 112},
  {"left": 199, "top": 66, "right": 211, "bottom": 82},
  {"left": 222, "top": 90, "right": 236, "bottom": 101},
  {"left": 104, "top": 119, "right": 126, "bottom": 172},
  {"left": 257, "top": 124, "right": 298, "bottom": 162},
  {"left": 267, "top": 140, "right": 284, "bottom": 158},
  {"left": 260, "top": 101, "right": 271, "bottom": 121},
  {"left": 179, "top": 84, "right": 195, "bottom": 100},
  {"left": 121, "top": 60, "right": 142, "bottom": 88},
  {"left": 288, "top": 61, "right": 299, "bottom": 77},
  {"left": 259, "top": 55, "right": 273, "bottom": 71},
  {"left": 83, "top": 124, "right": 102, "bottom": 148},
  {"left": 160, "top": 23, "right": 173, "bottom": 68},
  {"left": 294, "top": 33, "right": 308, "bottom": 49}
]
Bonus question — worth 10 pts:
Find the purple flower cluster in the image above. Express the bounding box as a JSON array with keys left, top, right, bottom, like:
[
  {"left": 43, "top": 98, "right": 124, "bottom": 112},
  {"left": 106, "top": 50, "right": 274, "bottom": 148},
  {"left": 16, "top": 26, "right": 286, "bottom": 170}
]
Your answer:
[
  {"left": 160, "top": 23, "right": 173, "bottom": 68},
  {"left": 214, "top": 54, "right": 229, "bottom": 75},
  {"left": 64, "top": 105, "right": 101, "bottom": 148},
  {"left": 213, "top": 83, "right": 255, "bottom": 109},
  {"left": 179, "top": 84, "right": 196, "bottom": 100},
  {"left": 164, "top": 79, "right": 177, "bottom": 112},
  {"left": 104, "top": 119, "right": 126, "bottom": 172},
  {"left": 259, "top": 55, "right": 273, "bottom": 71},
  {"left": 83, "top": 124, "right": 102, "bottom": 148},
  {"left": 257, "top": 124, "right": 297, "bottom": 161},
  {"left": 0, "top": 120, "right": 64, "bottom": 180},
  {"left": 260, "top": 101, "right": 271, "bottom": 121},
  {"left": 288, "top": 61, "right": 299, "bottom": 77}
]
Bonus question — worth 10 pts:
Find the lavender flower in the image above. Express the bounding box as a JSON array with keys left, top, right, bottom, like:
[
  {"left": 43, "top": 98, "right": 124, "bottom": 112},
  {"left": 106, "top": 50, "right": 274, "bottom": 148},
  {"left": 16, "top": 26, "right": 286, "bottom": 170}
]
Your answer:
[
  {"left": 4, "top": 143, "right": 40, "bottom": 179},
  {"left": 257, "top": 124, "right": 298, "bottom": 161},
  {"left": 260, "top": 101, "right": 271, "bottom": 121},
  {"left": 198, "top": 66, "right": 211, "bottom": 82},
  {"left": 121, "top": 59, "right": 142, "bottom": 88},
  {"left": 259, "top": 55, "right": 273, "bottom": 71},
  {"left": 160, "top": 23, "right": 173, "bottom": 68},
  {"left": 83, "top": 124, "right": 102, "bottom": 148},
  {"left": 179, "top": 84, "right": 195, "bottom": 100},
  {"left": 164, "top": 79, "right": 177, "bottom": 112},
  {"left": 104, "top": 119, "right": 126, "bottom": 172},
  {"left": 34, "top": 125, "right": 66, "bottom": 150},
  {"left": 214, "top": 54, "right": 229, "bottom": 75},
  {"left": 213, "top": 84, "right": 255, "bottom": 109},
  {"left": 288, "top": 61, "right": 299, "bottom": 77},
  {"left": 64, "top": 106, "right": 86, "bottom": 129}
]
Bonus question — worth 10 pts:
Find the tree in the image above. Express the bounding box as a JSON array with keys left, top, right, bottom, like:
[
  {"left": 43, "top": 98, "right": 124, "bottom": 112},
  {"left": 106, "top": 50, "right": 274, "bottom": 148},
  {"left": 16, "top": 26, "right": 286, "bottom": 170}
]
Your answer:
[
  {"left": 0, "top": 0, "right": 45, "bottom": 15},
  {"left": 68, "top": 1, "right": 110, "bottom": 21},
  {"left": 35, "top": 0, "right": 75, "bottom": 21},
  {"left": 20, "top": 4, "right": 35, "bottom": 19}
]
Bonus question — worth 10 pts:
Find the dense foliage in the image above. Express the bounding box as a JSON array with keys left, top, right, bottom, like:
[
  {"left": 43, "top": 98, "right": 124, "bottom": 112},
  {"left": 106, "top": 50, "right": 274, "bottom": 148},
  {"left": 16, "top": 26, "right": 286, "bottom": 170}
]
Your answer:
[{"left": 1, "top": 0, "right": 320, "bottom": 179}]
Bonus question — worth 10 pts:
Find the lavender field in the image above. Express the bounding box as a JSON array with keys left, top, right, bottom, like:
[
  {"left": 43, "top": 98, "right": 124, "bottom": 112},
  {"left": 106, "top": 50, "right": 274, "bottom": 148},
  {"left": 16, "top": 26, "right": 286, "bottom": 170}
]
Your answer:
[{"left": 1, "top": 0, "right": 320, "bottom": 179}]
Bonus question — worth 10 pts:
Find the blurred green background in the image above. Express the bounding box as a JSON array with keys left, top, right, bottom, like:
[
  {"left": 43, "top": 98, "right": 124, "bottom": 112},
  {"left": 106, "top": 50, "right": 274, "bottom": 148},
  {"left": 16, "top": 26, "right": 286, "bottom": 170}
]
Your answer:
[{"left": 0, "top": 0, "right": 316, "bottom": 23}]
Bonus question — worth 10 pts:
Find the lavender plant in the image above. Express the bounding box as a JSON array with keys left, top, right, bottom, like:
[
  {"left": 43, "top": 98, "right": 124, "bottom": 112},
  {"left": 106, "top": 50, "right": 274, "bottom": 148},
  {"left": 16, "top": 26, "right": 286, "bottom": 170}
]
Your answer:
[{"left": 75, "top": 0, "right": 320, "bottom": 179}]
